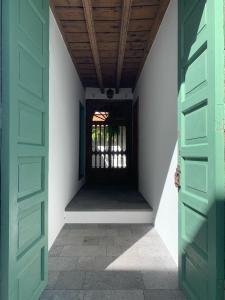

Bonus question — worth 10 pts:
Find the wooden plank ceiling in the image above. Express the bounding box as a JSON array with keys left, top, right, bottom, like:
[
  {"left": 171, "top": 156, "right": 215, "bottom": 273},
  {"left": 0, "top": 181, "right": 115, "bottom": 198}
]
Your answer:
[{"left": 50, "top": 0, "right": 170, "bottom": 91}]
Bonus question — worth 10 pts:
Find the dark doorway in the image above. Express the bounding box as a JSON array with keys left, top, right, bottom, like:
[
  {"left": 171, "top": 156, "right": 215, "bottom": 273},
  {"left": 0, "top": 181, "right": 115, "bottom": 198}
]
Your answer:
[
  {"left": 132, "top": 98, "right": 139, "bottom": 188},
  {"left": 79, "top": 102, "right": 85, "bottom": 180},
  {"left": 86, "top": 99, "right": 133, "bottom": 184}
]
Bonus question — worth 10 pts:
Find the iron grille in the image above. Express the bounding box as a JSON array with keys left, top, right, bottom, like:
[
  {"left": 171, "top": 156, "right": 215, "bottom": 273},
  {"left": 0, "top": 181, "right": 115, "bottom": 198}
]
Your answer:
[{"left": 91, "top": 123, "right": 127, "bottom": 169}]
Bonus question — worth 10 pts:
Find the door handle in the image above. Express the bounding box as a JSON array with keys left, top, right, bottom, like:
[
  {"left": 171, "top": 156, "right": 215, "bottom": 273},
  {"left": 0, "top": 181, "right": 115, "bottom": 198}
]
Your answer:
[{"left": 174, "top": 165, "right": 181, "bottom": 189}]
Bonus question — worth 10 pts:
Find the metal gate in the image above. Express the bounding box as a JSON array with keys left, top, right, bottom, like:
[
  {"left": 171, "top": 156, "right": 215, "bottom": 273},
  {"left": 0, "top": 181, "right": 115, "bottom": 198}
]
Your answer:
[
  {"left": 91, "top": 123, "right": 127, "bottom": 169},
  {"left": 86, "top": 100, "right": 132, "bottom": 184}
]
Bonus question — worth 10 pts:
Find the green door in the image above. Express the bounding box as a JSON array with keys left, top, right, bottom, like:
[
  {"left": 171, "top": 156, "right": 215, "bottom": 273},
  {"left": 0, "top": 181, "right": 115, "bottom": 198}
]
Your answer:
[
  {"left": 1, "top": 0, "right": 49, "bottom": 299},
  {"left": 178, "top": 0, "right": 224, "bottom": 299}
]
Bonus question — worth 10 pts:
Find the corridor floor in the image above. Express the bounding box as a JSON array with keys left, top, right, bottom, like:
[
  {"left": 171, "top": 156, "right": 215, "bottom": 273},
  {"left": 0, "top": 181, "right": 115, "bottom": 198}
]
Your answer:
[
  {"left": 65, "top": 184, "right": 151, "bottom": 211},
  {"left": 40, "top": 224, "right": 186, "bottom": 300}
]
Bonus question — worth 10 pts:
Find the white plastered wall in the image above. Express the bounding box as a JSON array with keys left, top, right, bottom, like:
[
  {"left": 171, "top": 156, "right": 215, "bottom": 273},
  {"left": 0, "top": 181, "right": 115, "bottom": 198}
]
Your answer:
[
  {"left": 134, "top": 0, "right": 178, "bottom": 264},
  {"left": 48, "top": 11, "right": 85, "bottom": 249}
]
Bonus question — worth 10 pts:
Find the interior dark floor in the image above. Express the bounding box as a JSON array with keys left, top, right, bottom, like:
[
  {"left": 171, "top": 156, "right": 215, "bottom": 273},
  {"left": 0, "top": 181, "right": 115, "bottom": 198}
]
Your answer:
[{"left": 66, "top": 184, "right": 152, "bottom": 212}]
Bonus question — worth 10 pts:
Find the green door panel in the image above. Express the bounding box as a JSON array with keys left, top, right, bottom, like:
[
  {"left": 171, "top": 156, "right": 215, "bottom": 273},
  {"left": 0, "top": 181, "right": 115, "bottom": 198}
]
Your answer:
[
  {"left": 1, "top": 0, "right": 49, "bottom": 299},
  {"left": 178, "top": 0, "right": 224, "bottom": 299}
]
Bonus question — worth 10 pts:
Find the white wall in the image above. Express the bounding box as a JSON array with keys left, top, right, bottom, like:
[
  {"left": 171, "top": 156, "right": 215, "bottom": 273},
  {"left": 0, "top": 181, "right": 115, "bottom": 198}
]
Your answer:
[
  {"left": 134, "top": 0, "right": 178, "bottom": 264},
  {"left": 48, "top": 11, "right": 85, "bottom": 249},
  {"left": 86, "top": 87, "right": 133, "bottom": 100}
]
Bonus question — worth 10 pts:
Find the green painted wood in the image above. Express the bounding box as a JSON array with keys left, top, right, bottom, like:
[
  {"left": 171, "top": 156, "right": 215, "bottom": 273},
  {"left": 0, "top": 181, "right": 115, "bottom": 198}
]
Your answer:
[
  {"left": 0, "top": 0, "right": 2, "bottom": 291},
  {"left": 1, "top": 1, "right": 49, "bottom": 299},
  {"left": 178, "top": 0, "right": 225, "bottom": 299}
]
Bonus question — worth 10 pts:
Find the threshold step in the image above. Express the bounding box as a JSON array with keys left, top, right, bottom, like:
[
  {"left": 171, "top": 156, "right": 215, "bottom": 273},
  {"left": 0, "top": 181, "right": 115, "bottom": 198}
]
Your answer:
[
  {"left": 64, "top": 209, "right": 154, "bottom": 224},
  {"left": 65, "top": 184, "right": 153, "bottom": 224}
]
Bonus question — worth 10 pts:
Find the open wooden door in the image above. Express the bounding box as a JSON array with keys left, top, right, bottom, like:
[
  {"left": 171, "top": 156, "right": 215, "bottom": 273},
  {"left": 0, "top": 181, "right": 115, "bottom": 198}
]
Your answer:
[
  {"left": 178, "top": 0, "right": 224, "bottom": 299},
  {"left": 1, "top": 1, "right": 49, "bottom": 299}
]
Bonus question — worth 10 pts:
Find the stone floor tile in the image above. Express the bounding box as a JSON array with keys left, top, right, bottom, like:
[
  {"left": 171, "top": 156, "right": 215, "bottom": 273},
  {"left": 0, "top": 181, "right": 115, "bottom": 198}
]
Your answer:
[
  {"left": 134, "top": 234, "right": 165, "bottom": 246},
  {"left": 54, "top": 235, "right": 83, "bottom": 246},
  {"left": 93, "top": 256, "right": 117, "bottom": 271},
  {"left": 42, "top": 224, "right": 183, "bottom": 300},
  {"left": 77, "top": 256, "right": 116, "bottom": 271},
  {"left": 83, "top": 290, "right": 112, "bottom": 300},
  {"left": 83, "top": 290, "right": 144, "bottom": 300},
  {"left": 151, "top": 257, "right": 177, "bottom": 272},
  {"left": 61, "top": 245, "right": 107, "bottom": 257},
  {"left": 54, "top": 271, "right": 85, "bottom": 290},
  {"left": 64, "top": 224, "right": 98, "bottom": 230},
  {"left": 48, "top": 257, "right": 79, "bottom": 271},
  {"left": 99, "top": 236, "right": 115, "bottom": 246},
  {"left": 39, "top": 290, "right": 84, "bottom": 300},
  {"left": 82, "top": 236, "right": 100, "bottom": 246},
  {"left": 131, "top": 225, "right": 153, "bottom": 236},
  {"left": 115, "top": 255, "right": 177, "bottom": 272},
  {"left": 106, "top": 245, "right": 124, "bottom": 257},
  {"left": 137, "top": 243, "right": 173, "bottom": 258},
  {"left": 97, "top": 224, "right": 119, "bottom": 229},
  {"left": 46, "top": 272, "right": 60, "bottom": 289},
  {"left": 117, "top": 228, "right": 133, "bottom": 237},
  {"left": 106, "top": 226, "right": 133, "bottom": 238},
  {"left": 76, "top": 256, "right": 96, "bottom": 270},
  {"left": 83, "top": 271, "right": 145, "bottom": 290},
  {"left": 57, "top": 228, "right": 71, "bottom": 237},
  {"left": 142, "top": 270, "right": 179, "bottom": 290},
  {"left": 144, "top": 289, "right": 186, "bottom": 300},
  {"left": 64, "top": 224, "right": 80, "bottom": 230},
  {"left": 112, "top": 290, "right": 144, "bottom": 300},
  {"left": 69, "top": 228, "right": 107, "bottom": 237},
  {"left": 105, "top": 228, "right": 120, "bottom": 237},
  {"left": 104, "top": 255, "right": 146, "bottom": 271},
  {"left": 49, "top": 246, "right": 64, "bottom": 257},
  {"left": 85, "top": 228, "right": 108, "bottom": 237},
  {"left": 114, "top": 236, "right": 140, "bottom": 247},
  {"left": 106, "top": 245, "right": 138, "bottom": 257}
]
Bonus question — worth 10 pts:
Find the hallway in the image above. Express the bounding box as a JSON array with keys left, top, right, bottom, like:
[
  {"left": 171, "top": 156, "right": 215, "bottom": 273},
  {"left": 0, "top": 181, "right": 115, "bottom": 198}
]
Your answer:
[{"left": 40, "top": 224, "right": 186, "bottom": 300}]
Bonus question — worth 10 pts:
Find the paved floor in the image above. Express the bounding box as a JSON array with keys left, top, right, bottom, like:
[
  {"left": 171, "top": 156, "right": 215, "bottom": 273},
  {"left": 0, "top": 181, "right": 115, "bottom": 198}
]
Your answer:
[
  {"left": 40, "top": 224, "right": 186, "bottom": 300},
  {"left": 65, "top": 184, "right": 152, "bottom": 211}
]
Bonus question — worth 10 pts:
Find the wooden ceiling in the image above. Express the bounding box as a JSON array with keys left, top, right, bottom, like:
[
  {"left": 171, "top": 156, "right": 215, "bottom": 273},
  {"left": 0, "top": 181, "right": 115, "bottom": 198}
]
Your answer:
[{"left": 50, "top": 0, "right": 170, "bottom": 91}]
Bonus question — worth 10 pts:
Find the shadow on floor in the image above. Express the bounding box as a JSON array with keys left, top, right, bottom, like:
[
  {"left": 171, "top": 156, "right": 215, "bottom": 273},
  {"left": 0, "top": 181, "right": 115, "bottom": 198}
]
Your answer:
[{"left": 40, "top": 224, "right": 186, "bottom": 300}]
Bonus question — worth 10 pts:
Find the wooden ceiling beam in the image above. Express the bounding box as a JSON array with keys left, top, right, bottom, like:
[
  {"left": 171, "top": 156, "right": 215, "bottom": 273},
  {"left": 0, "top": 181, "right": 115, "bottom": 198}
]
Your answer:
[
  {"left": 82, "top": 0, "right": 104, "bottom": 93},
  {"left": 134, "top": 0, "right": 170, "bottom": 88},
  {"left": 116, "top": 0, "right": 132, "bottom": 92}
]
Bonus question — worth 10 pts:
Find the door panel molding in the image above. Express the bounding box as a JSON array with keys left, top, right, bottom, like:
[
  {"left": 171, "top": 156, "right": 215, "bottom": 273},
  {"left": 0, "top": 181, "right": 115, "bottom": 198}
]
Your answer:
[
  {"left": 1, "top": 1, "right": 49, "bottom": 299},
  {"left": 178, "top": 0, "right": 225, "bottom": 299}
]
